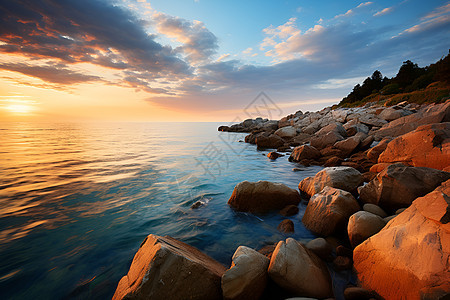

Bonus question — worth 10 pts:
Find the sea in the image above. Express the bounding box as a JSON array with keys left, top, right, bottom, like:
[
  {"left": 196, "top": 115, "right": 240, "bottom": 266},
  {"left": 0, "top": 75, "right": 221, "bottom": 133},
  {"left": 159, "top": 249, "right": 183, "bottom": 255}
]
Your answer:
[{"left": 0, "top": 122, "right": 324, "bottom": 299}]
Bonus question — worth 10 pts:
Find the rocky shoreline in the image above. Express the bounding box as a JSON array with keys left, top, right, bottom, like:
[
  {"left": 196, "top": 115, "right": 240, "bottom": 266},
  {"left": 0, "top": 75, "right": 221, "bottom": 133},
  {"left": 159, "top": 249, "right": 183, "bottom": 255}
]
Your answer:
[{"left": 113, "top": 99, "right": 450, "bottom": 300}]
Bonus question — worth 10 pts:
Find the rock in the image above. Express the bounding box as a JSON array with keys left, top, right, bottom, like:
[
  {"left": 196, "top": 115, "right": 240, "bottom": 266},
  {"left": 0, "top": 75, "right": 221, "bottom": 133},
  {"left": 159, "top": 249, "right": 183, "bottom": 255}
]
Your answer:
[
  {"left": 277, "top": 219, "right": 295, "bottom": 233},
  {"left": 260, "top": 120, "right": 279, "bottom": 131},
  {"left": 369, "top": 162, "right": 392, "bottom": 173},
  {"left": 395, "top": 208, "right": 406, "bottom": 214},
  {"left": 359, "top": 114, "right": 387, "bottom": 127},
  {"left": 373, "top": 100, "right": 450, "bottom": 140},
  {"left": 343, "top": 287, "right": 375, "bottom": 300},
  {"left": 289, "top": 145, "right": 321, "bottom": 162},
  {"left": 298, "top": 166, "right": 363, "bottom": 197},
  {"left": 245, "top": 132, "right": 262, "bottom": 144},
  {"left": 267, "top": 152, "right": 284, "bottom": 160},
  {"left": 310, "top": 131, "right": 344, "bottom": 150},
  {"left": 353, "top": 180, "right": 450, "bottom": 300},
  {"left": 379, "top": 107, "right": 411, "bottom": 121},
  {"left": 363, "top": 203, "right": 387, "bottom": 218},
  {"left": 228, "top": 181, "right": 301, "bottom": 214},
  {"left": 291, "top": 133, "right": 312, "bottom": 144},
  {"left": 268, "top": 238, "right": 333, "bottom": 299},
  {"left": 332, "top": 109, "right": 348, "bottom": 123},
  {"left": 279, "top": 205, "right": 299, "bottom": 216},
  {"left": 302, "top": 187, "right": 360, "bottom": 236},
  {"left": 378, "top": 123, "right": 450, "bottom": 170},
  {"left": 191, "top": 201, "right": 204, "bottom": 209},
  {"left": 347, "top": 211, "right": 386, "bottom": 248},
  {"left": 345, "top": 123, "right": 370, "bottom": 136},
  {"left": 305, "top": 238, "right": 333, "bottom": 261},
  {"left": 359, "top": 135, "right": 374, "bottom": 150},
  {"left": 218, "top": 125, "right": 230, "bottom": 131},
  {"left": 320, "top": 146, "right": 344, "bottom": 158},
  {"left": 274, "top": 126, "right": 297, "bottom": 138},
  {"left": 383, "top": 215, "right": 396, "bottom": 223},
  {"left": 362, "top": 171, "right": 376, "bottom": 182},
  {"left": 256, "top": 134, "right": 284, "bottom": 149},
  {"left": 316, "top": 122, "right": 347, "bottom": 137},
  {"left": 113, "top": 234, "right": 226, "bottom": 300},
  {"left": 333, "top": 256, "right": 352, "bottom": 271},
  {"left": 358, "top": 163, "right": 450, "bottom": 213},
  {"left": 222, "top": 246, "right": 269, "bottom": 300},
  {"left": 366, "top": 138, "right": 391, "bottom": 162},
  {"left": 334, "top": 136, "right": 361, "bottom": 155},
  {"left": 323, "top": 156, "right": 343, "bottom": 167},
  {"left": 243, "top": 119, "right": 254, "bottom": 128}
]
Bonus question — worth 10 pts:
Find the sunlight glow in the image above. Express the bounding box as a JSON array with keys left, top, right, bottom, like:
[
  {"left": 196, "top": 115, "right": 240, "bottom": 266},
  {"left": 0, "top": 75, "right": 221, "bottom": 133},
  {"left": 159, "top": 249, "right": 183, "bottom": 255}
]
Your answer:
[{"left": 5, "top": 104, "right": 33, "bottom": 114}]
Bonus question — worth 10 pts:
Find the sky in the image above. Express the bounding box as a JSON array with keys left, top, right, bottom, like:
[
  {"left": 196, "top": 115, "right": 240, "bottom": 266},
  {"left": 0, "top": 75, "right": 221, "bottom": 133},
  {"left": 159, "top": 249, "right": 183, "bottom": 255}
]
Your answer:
[{"left": 0, "top": 0, "right": 449, "bottom": 122}]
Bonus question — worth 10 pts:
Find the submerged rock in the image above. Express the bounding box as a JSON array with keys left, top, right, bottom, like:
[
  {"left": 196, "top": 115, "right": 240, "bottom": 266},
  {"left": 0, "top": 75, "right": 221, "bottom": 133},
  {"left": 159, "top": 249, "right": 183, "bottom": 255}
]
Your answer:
[
  {"left": 353, "top": 180, "right": 450, "bottom": 299},
  {"left": 113, "top": 234, "right": 226, "bottom": 300},
  {"left": 267, "top": 152, "right": 284, "bottom": 160},
  {"left": 268, "top": 238, "right": 333, "bottom": 299},
  {"left": 277, "top": 219, "right": 295, "bottom": 233},
  {"left": 228, "top": 181, "right": 301, "bottom": 214},
  {"left": 222, "top": 246, "right": 269, "bottom": 300}
]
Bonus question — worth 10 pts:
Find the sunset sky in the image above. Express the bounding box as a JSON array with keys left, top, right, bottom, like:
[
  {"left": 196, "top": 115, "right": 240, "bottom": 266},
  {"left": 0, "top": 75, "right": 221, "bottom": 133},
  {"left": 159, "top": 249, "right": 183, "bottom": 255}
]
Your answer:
[{"left": 0, "top": 0, "right": 449, "bottom": 122}]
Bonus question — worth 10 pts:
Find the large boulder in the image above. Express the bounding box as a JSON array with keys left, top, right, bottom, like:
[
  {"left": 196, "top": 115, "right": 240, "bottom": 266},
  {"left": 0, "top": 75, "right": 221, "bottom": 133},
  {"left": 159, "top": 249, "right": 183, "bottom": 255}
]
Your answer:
[
  {"left": 298, "top": 166, "right": 363, "bottom": 197},
  {"left": 268, "top": 238, "right": 333, "bottom": 299},
  {"left": 353, "top": 180, "right": 450, "bottom": 299},
  {"left": 113, "top": 235, "right": 226, "bottom": 300},
  {"left": 256, "top": 134, "right": 284, "bottom": 149},
  {"left": 222, "top": 246, "right": 270, "bottom": 300},
  {"left": 228, "top": 181, "right": 301, "bottom": 214},
  {"left": 302, "top": 187, "right": 360, "bottom": 236},
  {"left": 275, "top": 126, "right": 297, "bottom": 138},
  {"left": 378, "top": 123, "right": 450, "bottom": 170},
  {"left": 310, "top": 131, "right": 344, "bottom": 150},
  {"left": 358, "top": 163, "right": 450, "bottom": 213},
  {"left": 347, "top": 211, "right": 386, "bottom": 248},
  {"left": 288, "top": 145, "right": 321, "bottom": 162},
  {"left": 333, "top": 135, "right": 361, "bottom": 156},
  {"left": 373, "top": 100, "right": 450, "bottom": 140}
]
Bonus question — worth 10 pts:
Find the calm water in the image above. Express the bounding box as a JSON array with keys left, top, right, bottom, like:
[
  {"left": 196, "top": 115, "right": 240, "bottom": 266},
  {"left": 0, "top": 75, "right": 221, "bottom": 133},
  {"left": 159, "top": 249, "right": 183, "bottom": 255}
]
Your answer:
[{"left": 0, "top": 122, "right": 322, "bottom": 299}]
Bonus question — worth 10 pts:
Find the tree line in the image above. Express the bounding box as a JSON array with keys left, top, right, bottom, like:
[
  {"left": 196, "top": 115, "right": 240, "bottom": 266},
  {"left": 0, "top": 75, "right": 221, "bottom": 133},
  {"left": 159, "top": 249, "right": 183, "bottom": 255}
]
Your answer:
[{"left": 339, "top": 50, "right": 450, "bottom": 106}]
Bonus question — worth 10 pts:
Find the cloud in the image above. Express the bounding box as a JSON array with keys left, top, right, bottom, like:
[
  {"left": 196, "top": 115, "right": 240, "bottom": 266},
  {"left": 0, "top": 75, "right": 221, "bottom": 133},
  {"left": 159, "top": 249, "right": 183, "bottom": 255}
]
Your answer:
[
  {"left": 421, "top": 3, "right": 450, "bottom": 20},
  {"left": 335, "top": 1, "right": 373, "bottom": 19},
  {"left": 0, "top": 0, "right": 191, "bottom": 87},
  {"left": 374, "top": 7, "right": 393, "bottom": 17},
  {"left": 153, "top": 12, "right": 218, "bottom": 64},
  {"left": 0, "top": 62, "right": 103, "bottom": 85},
  {"left": 357, "top": 2, "right": 373, "bottom": 8}
]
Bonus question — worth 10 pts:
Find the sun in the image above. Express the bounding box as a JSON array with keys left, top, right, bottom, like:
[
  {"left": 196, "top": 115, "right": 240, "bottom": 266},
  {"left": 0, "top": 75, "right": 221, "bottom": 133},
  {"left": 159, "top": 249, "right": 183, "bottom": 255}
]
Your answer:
[{"left": 5, "top": 104, "right": 33, "bottom": 114}]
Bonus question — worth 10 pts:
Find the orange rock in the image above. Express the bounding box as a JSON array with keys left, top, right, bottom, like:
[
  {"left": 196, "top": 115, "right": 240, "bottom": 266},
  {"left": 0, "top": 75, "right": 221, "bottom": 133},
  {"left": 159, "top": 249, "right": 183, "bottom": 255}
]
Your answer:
[
  {"left": 113, "top": 235, "right": 226, "bottom": 300},
  {"left": 378, "top": 122, "right": 450, "bottom": 170},
  {"left": 228, "top": 181, "right": 301, "bottom": 213},
  {"left": 353, "top": 180, "right": 450, "bottom": 300},
  {"left": 369, "top": 162, "right": 392, "bottom": 173}
]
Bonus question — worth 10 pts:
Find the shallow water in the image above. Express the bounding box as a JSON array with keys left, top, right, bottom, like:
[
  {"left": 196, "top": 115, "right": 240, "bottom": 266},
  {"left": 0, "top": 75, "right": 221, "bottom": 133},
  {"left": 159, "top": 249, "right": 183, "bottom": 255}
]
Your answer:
[{"left": 0, "top": 122, "right": 322, "bottom": 299}]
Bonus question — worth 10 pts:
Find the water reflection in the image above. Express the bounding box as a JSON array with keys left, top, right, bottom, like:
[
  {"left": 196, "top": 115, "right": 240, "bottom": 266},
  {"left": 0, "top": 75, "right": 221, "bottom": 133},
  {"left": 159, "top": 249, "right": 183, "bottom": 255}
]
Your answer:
[{"left": 0, "top": 122, "right": 320, "bottom": 299}]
